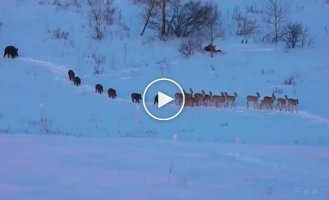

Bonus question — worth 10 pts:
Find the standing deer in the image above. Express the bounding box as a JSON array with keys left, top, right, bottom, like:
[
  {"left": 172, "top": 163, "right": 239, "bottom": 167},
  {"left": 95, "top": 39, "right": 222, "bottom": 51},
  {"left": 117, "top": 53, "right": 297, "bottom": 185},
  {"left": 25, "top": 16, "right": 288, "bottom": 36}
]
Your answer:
[
  {"left": 246, "top": 92, "right": 261, "bottom": 109},
  {"left": 276, "top": 95, "right": 288, "bottom": 111},
  {"left": 224, "top": 92, "right": 238, "bottom": 109},
  {"left": 262, "top": 94, "right": 276, "bottom": 110},
  {"left": 210, "top": 92, "right": 226, "bottom": 108},
  {"left": 287, "top": 98, "right": 299, "bottom": 112},
  {"left": 175, "top": 93, "right": 183, "bottom": 106},
  {"left": 259, "top": 99, "right": 274, "bottom": 110},
  {"left": 191, "top": 89, "right": 205, "bottom": 106},
  {"left": 204, "top": 91, "right": 212, "bottom": 106}
]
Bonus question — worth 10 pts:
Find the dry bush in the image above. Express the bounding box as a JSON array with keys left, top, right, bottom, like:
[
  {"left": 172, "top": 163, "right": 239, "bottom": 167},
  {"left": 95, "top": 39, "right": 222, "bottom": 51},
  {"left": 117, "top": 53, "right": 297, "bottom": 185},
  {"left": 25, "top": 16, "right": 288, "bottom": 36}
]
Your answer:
[
  {"left": 236, "top": 17, "right": 258, "bottom": 36},
  {"left": 178, "top": 34, "right": 204, "bottom": 57},
  {"left": 282, "top": 22, "right": 308, "bottom": 48},
  {"left": 48, "top": 28, "right": 69, "bottom": 40},
  {"left": 88, "top": 0, "right": 116, "bottom": 40},
  {"left": 89, "top": 8, "right": 104, "bottom": 40},
  {"left": 103, "top": 0, "right": 115, "bottom": 25},
  {"left": 232, "top": 7, "right": 258, "bottom": 37},
  {"left": 284, "top": 73, "right": 301, "bottom": 86},
  {"left": 246, "top": 5, "right": 263, "bottom": 14},
  {"left": 91, "top": 54, "right": 105, "bottom": 74}
]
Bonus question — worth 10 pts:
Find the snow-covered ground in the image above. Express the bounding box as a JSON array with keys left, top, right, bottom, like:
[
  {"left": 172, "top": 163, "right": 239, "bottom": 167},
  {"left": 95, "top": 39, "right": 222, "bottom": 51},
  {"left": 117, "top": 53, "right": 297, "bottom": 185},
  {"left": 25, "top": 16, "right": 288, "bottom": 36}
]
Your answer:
[
  {"left": 0, "top": 0, "right": 329, "bottom": 199},
  {"left": 1, "top": 135, "right": 329, "bottom": 200}
]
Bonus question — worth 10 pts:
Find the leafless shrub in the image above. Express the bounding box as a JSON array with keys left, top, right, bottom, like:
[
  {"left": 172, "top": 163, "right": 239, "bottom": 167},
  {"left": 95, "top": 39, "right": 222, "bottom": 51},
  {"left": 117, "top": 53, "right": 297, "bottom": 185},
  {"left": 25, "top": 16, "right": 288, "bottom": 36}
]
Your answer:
[
  {"left": 89, "top": 8, "right": 104, "bottom": 40},
  {"left": 48, "top": 28, "right": 69, "bottom": 40},
  {"left": 284, "top": 73, "right": 301, "bottom": 86},
  {"left": 132, "top": 0, "right": 143, "bottom": 4},
  {"left": 38, "top": 0, "right": 50, "bottom": 5},
  {"left": 91, "top": 54, "right": 105, "bottom": 74},
  {"left": 282, "top": 22, "right": 308, "bottom": 48},
  {"left": 261, "top": 69, "right": 274, "bottom": 75},
  {"left": 232, "top": 7, "right": 258, "bottom": 37},
  {"left": 88, "top": 0, "right": 116, "bottom": 40},
  {"left": 272, "top": 87, "right": 283, "bottom": 95},
  {"left": 51, "top": 0, "right": 81, "bottom": 9},
  {"left": 178, "top": 33, "right": 204, "bottom": 57},
  {"left": 232, "top": 7, "right": 244, "bottom": 21},
  {"left": 179, "top": 39, "right": 195, "bottom": 57},
  {"left": 141, "top": 0, "right": 220, "bottom": 38},
  {"left": 87, "top": 0, "right": 97, "bottom": 7},
  {"left": 103, "top": 0, "right": 115, "bottom": 25},
  {"left": 246, "top": 5, "right": 263, "bottom": 14},
  {"left": 236, "top": 17, "right": 258, "bottom": 36}
]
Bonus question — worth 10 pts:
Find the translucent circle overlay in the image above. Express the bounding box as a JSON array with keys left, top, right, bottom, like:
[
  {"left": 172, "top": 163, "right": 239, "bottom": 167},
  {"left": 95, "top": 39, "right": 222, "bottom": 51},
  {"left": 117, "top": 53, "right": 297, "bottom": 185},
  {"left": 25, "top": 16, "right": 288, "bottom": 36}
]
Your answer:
[{"left": 142, "top": 78, "right": 185, "bottom": 121}]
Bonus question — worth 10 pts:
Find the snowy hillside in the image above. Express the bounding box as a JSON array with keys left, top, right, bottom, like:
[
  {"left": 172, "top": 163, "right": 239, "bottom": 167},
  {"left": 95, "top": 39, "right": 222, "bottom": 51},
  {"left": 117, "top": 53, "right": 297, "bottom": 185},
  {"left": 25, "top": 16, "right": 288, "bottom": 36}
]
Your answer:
[{"left": 0, "top": 0, "right": 329, "bottom": 199}]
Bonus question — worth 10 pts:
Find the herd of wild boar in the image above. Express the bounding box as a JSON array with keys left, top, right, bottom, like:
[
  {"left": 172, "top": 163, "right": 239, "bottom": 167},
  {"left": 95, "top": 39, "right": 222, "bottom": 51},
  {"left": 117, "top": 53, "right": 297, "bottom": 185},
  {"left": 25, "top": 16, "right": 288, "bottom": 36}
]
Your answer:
[
  {"left": 68, "top": 69, "right": 299, "bottom": 112},
  {"left": 67, "top": 69, "right": 143, "bottom": 103},
  {"left": 3, "top": 45, "right": 299, "bottom": 112}
]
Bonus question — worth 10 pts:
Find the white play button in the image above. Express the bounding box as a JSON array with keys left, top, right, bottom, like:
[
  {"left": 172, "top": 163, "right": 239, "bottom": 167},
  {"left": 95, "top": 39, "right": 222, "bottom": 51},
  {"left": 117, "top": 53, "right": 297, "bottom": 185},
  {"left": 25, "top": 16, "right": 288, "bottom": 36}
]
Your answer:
[
  {"left": 142, "top": 78, "right": 185, "bottom": 121},
  {"left": 157, "top": 91, "right": 174, "bottom": 108}
]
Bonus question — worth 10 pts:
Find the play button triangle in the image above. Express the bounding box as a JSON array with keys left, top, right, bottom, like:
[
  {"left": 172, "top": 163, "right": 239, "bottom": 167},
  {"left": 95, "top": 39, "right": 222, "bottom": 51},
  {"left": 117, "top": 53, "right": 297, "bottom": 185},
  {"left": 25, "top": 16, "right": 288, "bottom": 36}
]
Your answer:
[{"left": 158, "top": 91, "right": 174, "bottom": 108}]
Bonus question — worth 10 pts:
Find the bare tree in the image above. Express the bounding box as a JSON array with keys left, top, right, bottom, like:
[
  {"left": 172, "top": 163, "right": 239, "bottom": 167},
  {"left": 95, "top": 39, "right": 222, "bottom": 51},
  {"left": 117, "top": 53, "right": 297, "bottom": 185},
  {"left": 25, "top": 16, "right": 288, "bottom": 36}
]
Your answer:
[
  {"left": 204, "top": 2, "right": 220, "bottom": 57},
  {"left": 263, "top": 0, "right": 288, "bottom": 43},
  {"left": 160, "top": 0, "right": 169, "bottom": 36},
  {"left": 140, "top": 0, "right": 158, "bottom": 35},
  {"left": 167, "top": 0, "right": 210, "bottom": 37},
  {"left": 282, "top": 22, "right": 308, "bottom": 48}
]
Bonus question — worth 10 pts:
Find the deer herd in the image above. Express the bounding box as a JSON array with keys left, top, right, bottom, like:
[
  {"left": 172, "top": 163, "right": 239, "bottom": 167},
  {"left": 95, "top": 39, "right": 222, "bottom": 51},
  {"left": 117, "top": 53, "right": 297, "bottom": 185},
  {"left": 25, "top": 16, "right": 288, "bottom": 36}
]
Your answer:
[
  {"left": 68, "top": 70, "right": 299, "bottom": 113},
  {"left": 175, "top": 89, "right": 299, "bottom": 112}
]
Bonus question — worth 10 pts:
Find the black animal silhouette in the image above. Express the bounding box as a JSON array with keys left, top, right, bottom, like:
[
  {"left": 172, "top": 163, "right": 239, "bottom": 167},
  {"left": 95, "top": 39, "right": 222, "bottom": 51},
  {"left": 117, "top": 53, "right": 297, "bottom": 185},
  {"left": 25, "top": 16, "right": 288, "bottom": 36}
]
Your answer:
[
  {"left": 68, "top": 70, "right": 75, "bottom": 81},
  {"left": 73, "top": 76, "right": 81, "bottom": 86},
  {"left": 154, "top": 94, "right": 158, "bottom": 105},
  {"left": 95, "top": 84, "right": 103, "bottom": 94},
  {"left": 3, "top": 46, "right": 18, "bottom": 58},
  {"left": 108, "top": 88, "right": 117, "bottom": 99},
  {"left": 131, "top": 93, "right": 142, "bottom": 103},
  {"left": 204, "top": 44, "right": 221, "bottom": 53}
]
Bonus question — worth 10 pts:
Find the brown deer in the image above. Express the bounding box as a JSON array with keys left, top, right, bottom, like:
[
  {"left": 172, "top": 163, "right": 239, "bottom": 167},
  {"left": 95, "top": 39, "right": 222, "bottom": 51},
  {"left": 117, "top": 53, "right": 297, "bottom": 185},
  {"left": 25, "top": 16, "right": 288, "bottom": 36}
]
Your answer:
[
  {"left": 175, "top": 93, "right": 183, "bottom": 106},
  {"left": 287, "top": 98, "right": 299, "bottom": 112},
  {"left": 204, "top": 91, "right": 212, "bottom": 106},
  {"left": 191, "top": 89, "right": 205, "bottom": 106},
  {"left": 175, "top": 89, "right": 192, "bottom": 106},
  {"left": 210, "top": 92, "right": 226, "bottom": 108},
  {"left": 246, "top": 92, "right": 260, "bottom": 109},
  {"left": 276, "top": 95, "right": 288, "bottom": 111},
  {"left": 262, "top": 93, "right": 276, "bottom": 109},
  {"left": 185, "top": 96, "right": 196, "bottom": 107},
  {"left": 224, "top": 92, "right": 238, "bottom": 109},
  {"left": 259, "top": 99, "right": 274, "bottom": 110},
  {"left": 263, "top": 93, "right": 276, "bottom": 102}
]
